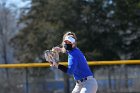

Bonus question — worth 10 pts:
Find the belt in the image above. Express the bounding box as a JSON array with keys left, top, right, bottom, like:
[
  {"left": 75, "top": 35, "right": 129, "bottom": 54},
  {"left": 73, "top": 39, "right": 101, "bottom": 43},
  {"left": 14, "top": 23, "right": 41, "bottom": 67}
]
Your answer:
[{"left": 76, "top": 76, "right": 93, "bottom": 83}]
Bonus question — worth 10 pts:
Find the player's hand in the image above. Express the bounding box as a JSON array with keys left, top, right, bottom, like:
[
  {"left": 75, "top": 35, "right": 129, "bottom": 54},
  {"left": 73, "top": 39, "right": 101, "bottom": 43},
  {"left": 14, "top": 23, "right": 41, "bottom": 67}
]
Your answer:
[{"left": 52, "top": 47, "right": 62, "bottom": 53}]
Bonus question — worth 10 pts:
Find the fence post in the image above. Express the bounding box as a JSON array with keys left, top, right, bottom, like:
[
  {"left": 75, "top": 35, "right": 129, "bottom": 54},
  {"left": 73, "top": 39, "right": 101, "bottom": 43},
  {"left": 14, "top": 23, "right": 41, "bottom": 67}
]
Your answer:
[
  {"left": 64, "top": 73, "right": 70, "bottom": 93},
  {"left": 25, "top": 68, "right": 29, "bottom": 93}
]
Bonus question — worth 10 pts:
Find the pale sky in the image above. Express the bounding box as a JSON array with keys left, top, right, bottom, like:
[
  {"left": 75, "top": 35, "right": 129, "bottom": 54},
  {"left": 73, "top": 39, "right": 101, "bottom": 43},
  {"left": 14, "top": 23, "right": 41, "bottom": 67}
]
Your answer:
[
  {"left": 6, "top": 0, "right": 31, "bottom": 8},
  {"left": 3, "top": 0, "right": 31, "bottom": 19}
]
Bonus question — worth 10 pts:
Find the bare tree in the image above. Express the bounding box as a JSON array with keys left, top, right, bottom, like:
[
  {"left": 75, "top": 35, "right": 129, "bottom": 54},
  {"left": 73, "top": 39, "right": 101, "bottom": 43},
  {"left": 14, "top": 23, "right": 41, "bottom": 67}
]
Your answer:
[{"left": 0, "top": 2, "right": 17, "bottom": 79}]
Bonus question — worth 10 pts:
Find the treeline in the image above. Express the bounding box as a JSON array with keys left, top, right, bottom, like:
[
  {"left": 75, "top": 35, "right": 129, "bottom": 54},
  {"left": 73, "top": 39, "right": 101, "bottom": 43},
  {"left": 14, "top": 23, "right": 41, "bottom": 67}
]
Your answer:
[
  {"left": 12, "top": 0, "right": 140, "bottom": 62},
  {"left": 0, "top": 1, "right": 139, "bottom": 93}
]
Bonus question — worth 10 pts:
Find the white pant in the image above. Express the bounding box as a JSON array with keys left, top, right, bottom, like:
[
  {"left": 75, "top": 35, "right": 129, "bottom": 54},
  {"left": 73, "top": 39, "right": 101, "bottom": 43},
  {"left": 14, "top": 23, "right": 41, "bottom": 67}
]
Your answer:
[{"left": 72, "top": 77, "right": 98, "bottom": 93}]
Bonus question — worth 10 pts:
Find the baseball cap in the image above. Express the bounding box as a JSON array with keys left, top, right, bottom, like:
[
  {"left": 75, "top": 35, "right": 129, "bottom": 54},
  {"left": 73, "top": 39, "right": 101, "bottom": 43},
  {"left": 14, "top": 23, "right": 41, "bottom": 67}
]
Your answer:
[{"left": 64, "top": 36, "right": 75, "bottom": 44}]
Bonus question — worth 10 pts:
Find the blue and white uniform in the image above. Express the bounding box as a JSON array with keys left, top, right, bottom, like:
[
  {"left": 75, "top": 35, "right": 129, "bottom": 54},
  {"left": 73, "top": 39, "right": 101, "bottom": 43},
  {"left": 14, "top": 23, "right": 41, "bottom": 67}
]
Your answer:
[{"left": 67, "top": 47, "right": 93, "bottom": 80}]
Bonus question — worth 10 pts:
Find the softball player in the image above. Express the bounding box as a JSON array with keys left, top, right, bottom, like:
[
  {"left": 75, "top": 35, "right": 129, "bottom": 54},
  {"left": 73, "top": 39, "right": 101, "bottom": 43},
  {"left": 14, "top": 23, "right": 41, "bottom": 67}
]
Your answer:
[{"left": 51, "top": 32, "right": 98, "bottom": 93}]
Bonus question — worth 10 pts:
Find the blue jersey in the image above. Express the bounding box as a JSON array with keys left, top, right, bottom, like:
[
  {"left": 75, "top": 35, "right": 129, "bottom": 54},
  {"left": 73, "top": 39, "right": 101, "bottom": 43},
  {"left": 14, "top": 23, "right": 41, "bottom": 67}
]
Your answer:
[{"left": 66, "top": 47, "right": 93, "bottom": 80}]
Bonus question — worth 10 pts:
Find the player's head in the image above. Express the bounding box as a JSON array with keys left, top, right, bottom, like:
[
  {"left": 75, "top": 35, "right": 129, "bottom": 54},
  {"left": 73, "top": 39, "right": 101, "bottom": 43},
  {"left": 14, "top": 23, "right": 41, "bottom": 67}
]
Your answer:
[
  {"left": 63, "top": 36, "right": 76, "bottom": 51},
  {"left": 61, "top": 31, "right": 77, "bottom": 52}
]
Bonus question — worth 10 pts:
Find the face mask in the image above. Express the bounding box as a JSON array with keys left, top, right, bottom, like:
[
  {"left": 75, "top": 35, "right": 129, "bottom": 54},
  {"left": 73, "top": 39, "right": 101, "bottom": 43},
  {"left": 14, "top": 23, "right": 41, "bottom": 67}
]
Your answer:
[{"left": 64, "top": 44, "right": 73, "bottom": 51}]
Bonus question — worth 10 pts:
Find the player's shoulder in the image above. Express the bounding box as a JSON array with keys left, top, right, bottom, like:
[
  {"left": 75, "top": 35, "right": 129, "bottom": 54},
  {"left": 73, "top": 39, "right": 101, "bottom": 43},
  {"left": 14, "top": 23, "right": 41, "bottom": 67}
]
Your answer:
[{"left": 69, "top": 47, "right": 81, "bottom": 55}]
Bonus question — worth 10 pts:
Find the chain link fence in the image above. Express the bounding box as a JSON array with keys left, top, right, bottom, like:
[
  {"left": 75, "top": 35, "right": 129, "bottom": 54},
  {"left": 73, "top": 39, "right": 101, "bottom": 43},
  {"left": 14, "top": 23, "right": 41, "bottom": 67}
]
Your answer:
[{"left": 0, "top": 64, "right": 139, "bottom": 93}]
